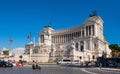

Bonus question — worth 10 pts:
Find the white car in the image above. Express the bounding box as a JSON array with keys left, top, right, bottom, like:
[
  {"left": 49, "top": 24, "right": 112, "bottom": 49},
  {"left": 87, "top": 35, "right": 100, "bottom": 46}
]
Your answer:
[
  {"left": 71, "top": 60, "right": 81, "bottom": 65},
  {"left": 57, "top": 59, "right": 72, "bottom": 65}
]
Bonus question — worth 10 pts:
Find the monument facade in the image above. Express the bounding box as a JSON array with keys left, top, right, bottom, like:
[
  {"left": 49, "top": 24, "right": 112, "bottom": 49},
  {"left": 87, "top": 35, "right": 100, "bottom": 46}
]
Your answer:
[{"left": 25, "top": 14, "right": 111, "bottom": 62}]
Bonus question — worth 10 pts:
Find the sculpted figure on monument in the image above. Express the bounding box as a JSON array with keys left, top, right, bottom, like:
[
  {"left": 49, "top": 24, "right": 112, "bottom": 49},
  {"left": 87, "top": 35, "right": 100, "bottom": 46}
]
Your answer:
[
  {"left": 43, "top": 48, "right": 49, "bottom": 53},
  {"left": 71, "top": 40, "right": 75, "bottom": 49},
  {"left": 89, "top": 10, "right": 97, "bottom": 17},
  {"left": 51, "top": 44, "right": 56, "bottom": 51},
  {"left": 59, "top": 45, "right": 63, "bottom": 50}
]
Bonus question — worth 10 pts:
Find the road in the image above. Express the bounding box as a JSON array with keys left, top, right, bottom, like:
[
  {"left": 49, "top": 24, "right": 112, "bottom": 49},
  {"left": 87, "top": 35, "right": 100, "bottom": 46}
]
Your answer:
[{"left": 0, "top": 65, "right": 119, "bottom": 74}]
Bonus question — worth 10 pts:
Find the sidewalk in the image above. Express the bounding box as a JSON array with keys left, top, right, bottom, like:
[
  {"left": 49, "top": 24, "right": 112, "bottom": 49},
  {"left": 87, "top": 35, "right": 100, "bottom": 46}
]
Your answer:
[
  {"left": 67, "top": 64, "right": 120, "bottom": 71},
  {"left": 101, "top": 67, "right": 120, "bottom": 71},
  {"left": 27, "top": 62, "right": 57, "bottom": 65}
]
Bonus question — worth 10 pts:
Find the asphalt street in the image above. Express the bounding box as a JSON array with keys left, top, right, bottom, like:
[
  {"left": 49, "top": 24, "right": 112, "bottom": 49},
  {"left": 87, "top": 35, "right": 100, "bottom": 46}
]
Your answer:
[{"left": 0, "top": 65, "right": 119, "bottom": 74}]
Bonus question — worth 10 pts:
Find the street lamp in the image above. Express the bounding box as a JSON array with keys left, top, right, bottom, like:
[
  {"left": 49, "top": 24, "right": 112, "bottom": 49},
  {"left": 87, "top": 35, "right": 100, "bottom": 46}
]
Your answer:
[
  {"left": 104, "top": 42, "right": 107, "bottom": 67},
  {"left": 92, "top": 36, "right": 96, "bottom": 62},
  {"left": 79, "top": 56, "right": 82, "bottom": 65},
  {"left": 29, "top": 43, "right": 33, "bottom": 62}
]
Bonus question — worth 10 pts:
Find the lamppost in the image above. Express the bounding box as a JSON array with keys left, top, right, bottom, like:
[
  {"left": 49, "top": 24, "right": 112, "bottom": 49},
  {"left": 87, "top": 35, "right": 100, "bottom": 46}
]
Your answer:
[
  {"left": 92, "top": 36, "right": 96, "bottom": 63},
  {"left": 92, "top": 36, "right": 95, "bottom": 62},
  {"left": 79, "top": 56, "right": 82, "bottom": 65},
  {"left": 29, "top": 46, "right": 32, "bottom": 62},
  {"left": 29, "top": 43, "right": 33, "bottom": 62},
  {"left": 82, "top": 49, "right": 84, "bottom": 63},
  {"left": 104, "top": 42, "right": 107, "bottom": 67}
]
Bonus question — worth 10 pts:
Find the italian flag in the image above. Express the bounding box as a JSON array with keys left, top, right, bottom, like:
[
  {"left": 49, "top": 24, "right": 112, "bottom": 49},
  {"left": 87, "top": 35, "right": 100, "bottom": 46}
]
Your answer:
[
  {"left": 10, "top": 38, "right": 13, "bottom": 43},
  {"left": 27, "top": 32, "right": 31, "bottom": 39}
]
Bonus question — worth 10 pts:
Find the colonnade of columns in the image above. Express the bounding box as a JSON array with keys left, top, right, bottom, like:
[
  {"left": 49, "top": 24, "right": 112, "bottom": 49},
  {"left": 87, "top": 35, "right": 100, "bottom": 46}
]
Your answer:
[
  {"left": 40, "top": 35, "right": 44, "bottom": 43},
  {"left": 40, "top": 25, "right": 95, "bottom": 44}
]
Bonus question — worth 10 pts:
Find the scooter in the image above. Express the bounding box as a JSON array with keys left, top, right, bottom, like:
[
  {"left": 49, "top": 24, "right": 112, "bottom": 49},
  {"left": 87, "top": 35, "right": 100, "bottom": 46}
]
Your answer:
[{"left": 32, "top": 64, "right": 41, "bottom": 70}]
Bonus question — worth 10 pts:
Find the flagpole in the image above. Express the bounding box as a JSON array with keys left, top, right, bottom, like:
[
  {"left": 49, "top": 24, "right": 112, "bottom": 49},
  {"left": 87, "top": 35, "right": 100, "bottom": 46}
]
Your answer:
[
  {"left": 9, "top": 37, "right": 13, "bottom": 50},
  {"left": 9, "top": 41, "right": 11, "bottom": 50},
  {"left": 33, "top": 36, "right": 35, "bottom": 47},
  {"left": 28, "top": 32, "right": 32, "bottom": 43},
  {"left": 27, "top": 32, "right": 32, "bottom": 62}
]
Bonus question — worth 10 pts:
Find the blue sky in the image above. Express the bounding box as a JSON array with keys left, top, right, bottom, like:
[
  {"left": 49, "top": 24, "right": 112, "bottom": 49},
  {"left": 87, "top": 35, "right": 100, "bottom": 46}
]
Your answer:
[{"left": 0, "top": 0, "right": 120, "bottom": 49}]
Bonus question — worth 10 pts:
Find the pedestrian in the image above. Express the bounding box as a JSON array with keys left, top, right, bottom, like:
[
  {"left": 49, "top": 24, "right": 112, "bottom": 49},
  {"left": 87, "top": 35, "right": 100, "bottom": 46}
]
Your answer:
[
  {"left": 21, "top": 61, "right": 24, "bottom": 67},
  {"left": 32, "top": 60, "right": 36, "bottom": 69},
  {"left": 35, "top": 60, "right": 38, "bottom": 69},
  {"left": 99, "top": 62, "right": 102, "bottom": 70}
]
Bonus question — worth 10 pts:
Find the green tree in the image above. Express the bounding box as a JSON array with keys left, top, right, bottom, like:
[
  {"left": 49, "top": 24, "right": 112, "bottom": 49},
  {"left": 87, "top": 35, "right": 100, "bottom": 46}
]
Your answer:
[
  {"left": 19, "top": 55, "right": 23, "bottom": 60},
  {"left": 3, "top": 51, "right": 9, "bottom": 55},
  {"left": 109, "top": 44, "right": 120, "bottom": 57}
]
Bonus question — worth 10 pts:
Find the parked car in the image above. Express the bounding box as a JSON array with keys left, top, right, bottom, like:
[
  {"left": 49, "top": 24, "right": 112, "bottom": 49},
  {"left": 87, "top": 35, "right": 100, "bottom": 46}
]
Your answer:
[
  {"left": 84, "top": 61, "right": 91, "bottom": 66},
  {"left": 57, "top": 59, "right": 72, "bottom": 65},
  {"left": 71, "top": 60, "right": 81, "bottom": 65},
  {"left": 0, "top": 61, "right": 13, "bottom": 67}
]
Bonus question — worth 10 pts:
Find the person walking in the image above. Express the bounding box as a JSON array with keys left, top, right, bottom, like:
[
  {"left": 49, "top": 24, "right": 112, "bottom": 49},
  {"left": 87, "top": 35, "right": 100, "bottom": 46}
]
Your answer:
[
  {"left": 99, "top": 62, "right": 102, "bottom": 70},
  {"left": 32, "top": 60, "right": 36, "bottom": 69}
]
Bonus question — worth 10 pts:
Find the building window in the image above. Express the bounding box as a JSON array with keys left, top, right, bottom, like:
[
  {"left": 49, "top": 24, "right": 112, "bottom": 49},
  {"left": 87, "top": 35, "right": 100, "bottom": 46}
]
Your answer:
[
  {"left": 79, "top": 56, "right": 82, "bottom": 59},
  {"left": 92, "top": 25, "right": 94, "bottom": 36},
  {"left": 80, "top": 41, "right": 84, "bottom": 51},
  {"left": 94, "top": 43, "right": 97, "bottom": 48},
  {"left": 89, "top": 26, "right": 91, "bottom": 35},
  {"left": 86, "top": 26, "right": 88, "bottom": 36},
  {"left": 92, "top": 55, "right": 95, "bottom": 59},
  {"left": 82, "top": 30, "right": 84, "bottom": 37},
  {"left": 80, "top": 41, "right": 83, "bottom": 44},
  {"left": 75, "top": 42, "right": 78, "bottom": 50},
  {"left": 80, "top": 45, "right": 84, "bottom": 51},
  {"left": 52, "top": 36, "right": 54, "bottom": 43},
  {"left": 79, "top": 31, "right": 81, "bottom": 37}
]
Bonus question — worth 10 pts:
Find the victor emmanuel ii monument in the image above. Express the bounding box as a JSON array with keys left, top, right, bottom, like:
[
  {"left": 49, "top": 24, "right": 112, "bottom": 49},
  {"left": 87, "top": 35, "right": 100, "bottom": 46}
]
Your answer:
[{"left": 25, "top": 12, "right": 111, "bottom": 62}]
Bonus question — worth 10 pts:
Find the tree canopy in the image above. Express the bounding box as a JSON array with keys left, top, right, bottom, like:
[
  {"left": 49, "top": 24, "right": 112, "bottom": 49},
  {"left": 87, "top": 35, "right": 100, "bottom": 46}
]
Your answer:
[
  {"left": 109, "top": 44, "right": 120, "bottom": 52},
  {"left": 3, "top": 50, "right": 9, "bottom": 55},
  {"left": 109, "top": 44, "right": 120, "bottom": 57},
  {"left": 19, "top": 55, "right": 23, "bottom": 60}
]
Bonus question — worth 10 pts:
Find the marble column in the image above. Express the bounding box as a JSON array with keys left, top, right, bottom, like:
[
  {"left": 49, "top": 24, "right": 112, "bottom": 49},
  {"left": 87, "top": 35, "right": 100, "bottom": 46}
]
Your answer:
[
  {"left": 78, "top": 42, "right": 80, "bottom": 51},
  {"left": 63, "top": 35, "right": 65, "bottom": 43},
  {"left": 88, "top": 26, "right": 89, "bottom": 36},
  {"left": 55, "top": 36, "right": 56, "bottom": 43},
  {"left": 81, "top": 28, "right": 83, "bottom": 37},
  {"left": 86, "top": 27, "right": 87, "bottom": 37},
  {"left": 92, "top": 25, "right": 95, "bottom": 36},
  {"left": 66, "top": 34, "right": 68, "bottom": 42},
  {"left": 57, "top": 36, "right": 58, "bottom": 43},
  {"left": 52, "top": 36, "right": 54, "bottom": 43},
  {"left": 79, "top": 31, "right": 81, "bottom": 37},
  {"left": 60, "top": 35, "right": 61, "bottom": 43},
  {"left": 65, "top": 34, "right": 67, "bottom": 42},
  {"left": 70, "top": 33, "right": 72, "bottom": 40},
  {"left": 39, "top": 35, "right": 41, "bottom": 43},
  {"left": 91, "top": 25, "right": 93, "bottom": 36},
  {"left": 94, "top": 24, "right": 97, "bottom": 36},
  {"left": 58, "top": 35, "right": 59, "bottom": 43},
  {"left": 62, "top": 35, "right": 64, "bottom": 43},
  {"left": 84, "top": 26, "right": 86, "bottom": 37},
  {"left": 91, "top": 26, "right": 93, "bottom": 36}
]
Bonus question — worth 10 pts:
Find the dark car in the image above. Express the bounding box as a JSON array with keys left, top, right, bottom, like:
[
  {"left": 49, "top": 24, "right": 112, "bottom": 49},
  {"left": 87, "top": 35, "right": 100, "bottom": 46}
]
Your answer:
[{"left": 0, "top": 61, "right": 13, "bottom": 67}]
